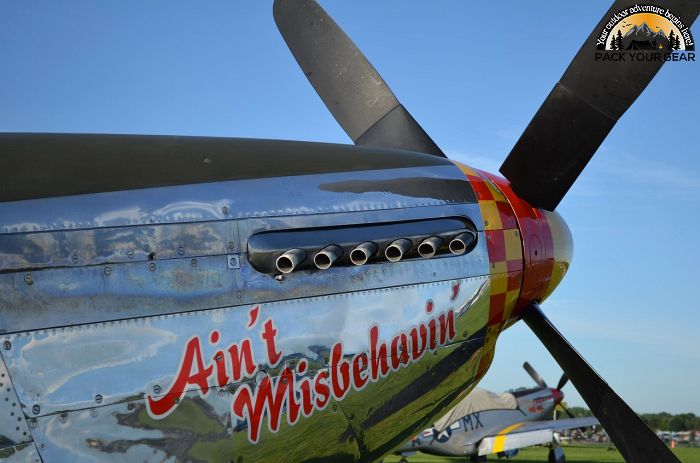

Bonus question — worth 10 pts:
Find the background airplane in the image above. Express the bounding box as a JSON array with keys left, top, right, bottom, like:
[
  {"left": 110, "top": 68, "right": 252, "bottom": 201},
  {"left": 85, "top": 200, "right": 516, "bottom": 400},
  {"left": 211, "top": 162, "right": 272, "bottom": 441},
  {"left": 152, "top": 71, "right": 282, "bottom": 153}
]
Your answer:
[{"left": 393, "top": 362, "right": 598, "bottom": 462}]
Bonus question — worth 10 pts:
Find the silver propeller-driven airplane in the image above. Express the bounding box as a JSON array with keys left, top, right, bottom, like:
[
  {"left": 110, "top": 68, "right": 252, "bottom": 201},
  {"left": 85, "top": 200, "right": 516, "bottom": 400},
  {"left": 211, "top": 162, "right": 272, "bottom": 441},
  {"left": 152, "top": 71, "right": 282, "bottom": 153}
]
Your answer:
[
  {"left": 1, "top": 0, "right": 697, "bottom": 462},
  {"left": 394, "top": 363, "right": 598, "bottom": 462}
]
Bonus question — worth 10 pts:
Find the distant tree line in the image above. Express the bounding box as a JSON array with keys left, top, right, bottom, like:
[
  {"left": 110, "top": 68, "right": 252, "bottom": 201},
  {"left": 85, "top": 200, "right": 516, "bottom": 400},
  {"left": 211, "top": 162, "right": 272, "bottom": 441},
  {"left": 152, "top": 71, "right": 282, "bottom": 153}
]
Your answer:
[
  {"left": 641, "top": 412, "right": 699, "bottom": 432},
  {"left": 555, "top": 405, "right": 700, "bottom": 431}
]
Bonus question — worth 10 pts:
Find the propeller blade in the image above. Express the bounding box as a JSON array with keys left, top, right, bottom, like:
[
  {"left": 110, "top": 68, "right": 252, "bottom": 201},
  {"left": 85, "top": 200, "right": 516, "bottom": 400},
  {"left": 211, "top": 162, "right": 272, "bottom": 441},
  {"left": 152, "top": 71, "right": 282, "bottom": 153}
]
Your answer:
[
  {"left": 523, "top": 361, "right": 547, "bottom": 388},
  {"left": 273, "top": 0, "right": 445, "bottom": 157},
  {"left": 499, "top": 0, "right": 700, "bottom": 211},
  {"left": 557, "top": 373, "right": 569, "bottom": 391},
  {"left": 560, "top": 404, "right": 576, "bottom": 420},
  {"left": 523, "top": 303, "right": 680, "bottom": 463}
]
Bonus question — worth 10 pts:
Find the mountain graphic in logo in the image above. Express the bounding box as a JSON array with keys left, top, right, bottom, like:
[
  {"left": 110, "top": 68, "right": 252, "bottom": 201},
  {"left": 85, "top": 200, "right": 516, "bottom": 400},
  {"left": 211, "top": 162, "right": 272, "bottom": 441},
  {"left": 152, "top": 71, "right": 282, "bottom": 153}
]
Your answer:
[{"left": 623, "top": 22, "right": 671, "bottom": 50}]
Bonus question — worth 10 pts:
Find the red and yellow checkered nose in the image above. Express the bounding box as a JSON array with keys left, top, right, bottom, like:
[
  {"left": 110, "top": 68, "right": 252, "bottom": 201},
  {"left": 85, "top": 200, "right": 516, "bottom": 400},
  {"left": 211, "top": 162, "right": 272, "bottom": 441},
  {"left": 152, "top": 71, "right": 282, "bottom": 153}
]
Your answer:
[
  {"left": 478, "top": 171, "right": 573, "bottom": 317},
  {"left": 453, "top": 161, "right": 573, "bottom": 323}
]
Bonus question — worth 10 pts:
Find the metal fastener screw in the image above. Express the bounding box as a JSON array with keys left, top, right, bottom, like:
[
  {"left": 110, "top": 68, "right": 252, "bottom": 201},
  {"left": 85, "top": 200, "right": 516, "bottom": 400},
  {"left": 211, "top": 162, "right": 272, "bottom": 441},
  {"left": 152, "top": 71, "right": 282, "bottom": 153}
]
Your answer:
[
  {"left": 149, "top": 262, "right": 156, "bottom": 272},
  {"left": 227, "top": 241, "right": 235, "bottom": 251},
  {"left": 104, "top": 267, "right": 112, "bottom": 276},
  {"left": 227, "top": 255, "right": 240, "bottom": 269},
  {"left": 153, "top": 384, "right": 162, "bottom": 394},
  {"left": 29, "top": 419, "right": 37, "bottom": 429},
  {"left": 3, "top": 341, "right": 10, "bottom": 350},
  {"left": 94, "top": 394, "right": 102, "bottom": 404},
  {"left": 90, "top": 409, "right": 97, "bottom": 418},
  {"left": 127, "top": 403, "right": 134, "bottom": 411},
  {"left": 32, "top": 404, "right": 40, "bottom": 415},
  {"left": 71, "top": 254, "right": 79, "bottom": 264},
  {"left": 58, "top": 413, "right": 67, "bottom": 423},
  {"left": 177, "top": 246, "right": 185, "bottom": 256},
  {"left": 191, "top": 259, "right": 198, "bottom": 268},
  {"left": 275, "top": 274, "right": 284, "bottom": 282},
  {"left": 24, "top": 274, "right": 33, "bottom": 285},
  {"left": 222, "top": 206, "right": 229, "bottom": 215},
  {"left": 127, "top": 250, "right": 134, "bottom": 259}
]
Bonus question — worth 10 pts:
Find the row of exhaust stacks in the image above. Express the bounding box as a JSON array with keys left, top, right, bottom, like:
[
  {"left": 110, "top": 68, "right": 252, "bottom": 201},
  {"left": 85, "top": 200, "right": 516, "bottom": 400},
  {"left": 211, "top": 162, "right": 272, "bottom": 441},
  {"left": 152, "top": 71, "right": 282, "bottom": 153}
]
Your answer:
[{"left": 275, "top": 232, "right": 475, "bottom": 274}]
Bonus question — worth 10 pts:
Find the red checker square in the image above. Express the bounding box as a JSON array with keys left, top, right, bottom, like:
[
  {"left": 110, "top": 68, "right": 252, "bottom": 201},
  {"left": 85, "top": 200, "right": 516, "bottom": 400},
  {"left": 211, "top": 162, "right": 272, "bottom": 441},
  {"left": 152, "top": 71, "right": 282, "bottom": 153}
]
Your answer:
[
  {"left": 507, "top": 259, "right": 523, "bottom": 273},
  {"left": 485, "top": 230, "right": 506, "bottom": 262},
  {"left": 507, "top": 272, "right": 522, "bottom": 291},
  {"left": 471, "top": 179, "right": 495, "bottom": 201},
  {"left": 489, "top": 293, "right": 506, "bottom": 326},
  {"left": 496, "top": 201, "right": 518, "bottom": 229}
]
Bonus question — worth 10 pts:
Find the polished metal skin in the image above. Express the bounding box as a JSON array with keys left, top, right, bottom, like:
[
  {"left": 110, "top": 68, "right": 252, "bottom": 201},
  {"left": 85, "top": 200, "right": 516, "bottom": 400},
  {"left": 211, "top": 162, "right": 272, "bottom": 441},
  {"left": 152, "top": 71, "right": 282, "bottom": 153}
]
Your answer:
[{"left": 0, "top": 139, "right": 504, "bottom": 462}]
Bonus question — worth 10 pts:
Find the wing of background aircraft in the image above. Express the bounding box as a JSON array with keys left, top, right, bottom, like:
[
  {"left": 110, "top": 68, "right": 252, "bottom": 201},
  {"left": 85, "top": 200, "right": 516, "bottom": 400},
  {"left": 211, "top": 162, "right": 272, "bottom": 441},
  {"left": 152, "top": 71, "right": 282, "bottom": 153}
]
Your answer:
[{"left": 476, "top": 416, "right": 599, "bottom": 456}]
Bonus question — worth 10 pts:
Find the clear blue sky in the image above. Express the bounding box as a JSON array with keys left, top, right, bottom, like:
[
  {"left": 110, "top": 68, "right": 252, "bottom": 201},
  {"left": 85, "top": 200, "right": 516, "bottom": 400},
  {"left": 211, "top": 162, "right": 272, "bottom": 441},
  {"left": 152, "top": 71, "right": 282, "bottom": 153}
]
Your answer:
[{"left": 1, "top": 1, "right": 698, "bottom": 414}]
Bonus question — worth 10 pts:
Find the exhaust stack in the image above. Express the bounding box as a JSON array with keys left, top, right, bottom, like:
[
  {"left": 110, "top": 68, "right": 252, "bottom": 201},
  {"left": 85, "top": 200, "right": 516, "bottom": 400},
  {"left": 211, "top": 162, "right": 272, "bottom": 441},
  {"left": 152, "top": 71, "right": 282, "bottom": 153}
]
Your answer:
[
  {"left": 384, "top": 239, "right": 412, "bottom": 262},
  {"left": 418, "top": 237, "right": 442, "bottom": 258},
  {"left": 350, "top": 242, "right": 378, "bottom": 266},
  {"left": 449, "top": 232, "right": 475, "bottom": 255},
  {"left": 275, "top": 249, "right": 305, "bottom": 273},
  {"left": 313, "top": 245, "right": 343, "bottom": 270}
]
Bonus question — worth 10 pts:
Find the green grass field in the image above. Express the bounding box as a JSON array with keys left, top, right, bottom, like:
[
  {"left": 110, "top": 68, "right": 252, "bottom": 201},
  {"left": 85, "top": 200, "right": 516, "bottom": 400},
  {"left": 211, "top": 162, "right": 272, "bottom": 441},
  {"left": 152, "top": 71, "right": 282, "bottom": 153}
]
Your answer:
[{"left": 383, "top": 444, "right": 700, "bottom": 463}]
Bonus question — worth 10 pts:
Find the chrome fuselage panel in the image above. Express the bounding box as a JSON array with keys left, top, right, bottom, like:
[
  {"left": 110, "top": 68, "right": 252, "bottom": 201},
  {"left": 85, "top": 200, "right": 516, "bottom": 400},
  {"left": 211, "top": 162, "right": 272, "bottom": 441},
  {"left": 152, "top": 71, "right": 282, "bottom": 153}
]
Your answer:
[{"left": 0, "top": 137, "right": 500, "bottom": 462}]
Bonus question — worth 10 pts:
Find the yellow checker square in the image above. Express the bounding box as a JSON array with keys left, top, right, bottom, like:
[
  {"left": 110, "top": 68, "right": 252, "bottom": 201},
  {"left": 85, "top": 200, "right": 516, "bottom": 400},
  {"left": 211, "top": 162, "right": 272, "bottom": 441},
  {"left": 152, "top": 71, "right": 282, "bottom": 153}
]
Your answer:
[
  {"left": 454, "top": 162, "right": 478, "bottom": 177},
  {"left": 485, "top": 180, "right": 507, "bottom": 202},
  {"left": 480, "top": 200, "right": 503, "bottom": 231},
  {"left": 490, "top": 260, "right": 507, "bottom": 274},
  {"left": 502, "top": 289, "right": 520, "bottom": 322},
  {"left": 504, "top": 229, "right": 523, "bottom": 260},
  {"left": 490, "top": 273, "right": 509, "bottom": 295}
]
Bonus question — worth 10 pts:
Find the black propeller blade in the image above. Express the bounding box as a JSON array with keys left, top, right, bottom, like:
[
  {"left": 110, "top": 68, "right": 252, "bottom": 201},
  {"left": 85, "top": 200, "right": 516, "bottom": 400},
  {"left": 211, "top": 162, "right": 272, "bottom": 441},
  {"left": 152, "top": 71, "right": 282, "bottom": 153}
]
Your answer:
[
  {"left": 273, "top": 0, "right": 445, "bottom": 157},
  {"left": 558, "top": 403, "right": 576, "bottom": 420},
  {"left": 556, "top": 373, "right": 569, "bottom": 391},
  {"left": 523, "top": 361, "right": 548, "bottom": 388},
  {"left": 499, "top": 0, "right": 700, "bottom": 211},
  {"left": 523, "top": 303, "right": 680, "bottom": 463}
]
